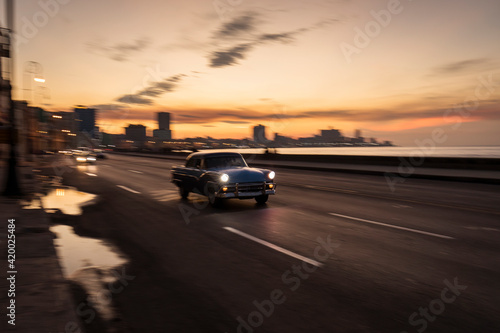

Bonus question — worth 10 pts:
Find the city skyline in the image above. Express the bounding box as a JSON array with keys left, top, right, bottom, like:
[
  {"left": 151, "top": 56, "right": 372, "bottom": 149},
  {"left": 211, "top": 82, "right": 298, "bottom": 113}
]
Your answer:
[{"left": 2, "top": 0, "right": 500, "bottom": 146}]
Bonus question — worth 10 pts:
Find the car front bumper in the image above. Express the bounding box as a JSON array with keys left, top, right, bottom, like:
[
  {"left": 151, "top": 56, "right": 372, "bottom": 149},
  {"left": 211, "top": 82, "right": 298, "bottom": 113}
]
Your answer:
[{"left": 216, "top": 182, "right": 276, "bottom": 198}]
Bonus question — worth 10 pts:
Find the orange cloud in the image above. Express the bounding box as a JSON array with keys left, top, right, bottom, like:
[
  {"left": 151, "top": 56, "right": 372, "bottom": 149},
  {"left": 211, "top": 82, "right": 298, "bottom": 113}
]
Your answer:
[{"left": 372, "top": 116, "right": 481, "bottom": 132}]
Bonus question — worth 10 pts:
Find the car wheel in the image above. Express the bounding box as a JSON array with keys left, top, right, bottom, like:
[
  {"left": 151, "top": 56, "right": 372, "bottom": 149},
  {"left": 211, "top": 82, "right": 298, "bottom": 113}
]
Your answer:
[
  {"left": 255, "top": 195, "right": 269, "bottom": 204},
  {"left": 179, "top": 184, "right": 189, "bottom": 199},
  {"left": 208, "top": 188, "right": 222, "bottom": 207}
]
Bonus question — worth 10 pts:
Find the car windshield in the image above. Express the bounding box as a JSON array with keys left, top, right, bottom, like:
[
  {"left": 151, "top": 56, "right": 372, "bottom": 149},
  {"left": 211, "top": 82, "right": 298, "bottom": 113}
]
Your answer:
[{"left": 205, "top": 156, "right": 247, "bottom": 169}]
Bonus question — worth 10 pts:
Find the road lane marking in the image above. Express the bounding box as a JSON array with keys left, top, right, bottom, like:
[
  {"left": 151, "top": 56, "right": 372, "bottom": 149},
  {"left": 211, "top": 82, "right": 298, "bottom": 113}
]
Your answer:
[
  {"left": 302, "top": 184, "right": 357, "bottom": 193},
  {"left": 85, "top": 172, "right": 97, "bottom": 177},
  {"left": 116, "top": 185, "right": 141, "bottom": 194},
  {"left": 328, "top": 213, "right": 454, "bottom": 240},
  {"left": 223, "top": 227, "right": 324, "bottom": 267},
  {"left": 464, "top": 226, "right": 500, "bottom": 232},
  {"left": 286, "top": 182, "right": 500, "bottom": 216},
  {"left": 128, "top": 170, "right": 143, "bottom": 174}
]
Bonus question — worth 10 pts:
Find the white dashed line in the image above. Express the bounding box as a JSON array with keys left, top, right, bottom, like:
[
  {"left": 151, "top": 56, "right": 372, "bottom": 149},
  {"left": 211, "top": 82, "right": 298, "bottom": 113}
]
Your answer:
[
  {"left": 117, "top": 185, "right": 141, "bottom": 194},
  {"left": 328, "top": 213, "right": 454, "bottom": 240},
  {"left": 223, "top": 227, "right": 323, "bottom": 267},
  {"left": 85, "top": 172, "right": 97, "bottom": 177},
  {"left": 128, "top": 170, "right": 143, "bottom": 174}
]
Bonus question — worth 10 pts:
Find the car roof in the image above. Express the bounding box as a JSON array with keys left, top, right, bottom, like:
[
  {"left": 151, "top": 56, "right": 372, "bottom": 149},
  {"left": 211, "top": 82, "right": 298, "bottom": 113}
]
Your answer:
[{"left": 187, "top": 152, "right": 243, "bottom": 159}]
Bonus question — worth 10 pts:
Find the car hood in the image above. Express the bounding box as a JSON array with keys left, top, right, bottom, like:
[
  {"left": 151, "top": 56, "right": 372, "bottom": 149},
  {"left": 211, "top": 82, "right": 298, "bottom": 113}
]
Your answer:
[{"left": 217, "top": 167, "right": 268, "bottom": 183}]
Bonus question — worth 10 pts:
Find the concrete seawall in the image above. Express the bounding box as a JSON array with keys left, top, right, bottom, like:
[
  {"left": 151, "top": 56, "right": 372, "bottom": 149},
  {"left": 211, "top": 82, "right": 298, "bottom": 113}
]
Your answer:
[
  {"left": 113, "top": 151, "right": 500, "bottom": 184},
  {"left": 240, "top": 153, "right": 500, "bottom": 171},
  {"left": 115, "top": 150, "right": 500, "bottom": 171}
]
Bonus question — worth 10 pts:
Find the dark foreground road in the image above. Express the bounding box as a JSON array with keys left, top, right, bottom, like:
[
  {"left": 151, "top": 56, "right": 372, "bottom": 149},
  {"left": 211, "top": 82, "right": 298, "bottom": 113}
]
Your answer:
[{"left": 51, "top": 154, "right": 500, "bottom": 332}]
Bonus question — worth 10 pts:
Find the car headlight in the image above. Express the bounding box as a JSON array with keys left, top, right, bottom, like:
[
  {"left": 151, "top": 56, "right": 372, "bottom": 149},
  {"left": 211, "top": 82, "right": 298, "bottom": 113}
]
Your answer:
[
  {"left": 220, "top": 174, "right": 229, "bottom": 182},
  {"left": 87, "top": 156, "right": 96, "bottom": 161},
  {"left": 268, "top": 171, "right": 275, "bottom": 180},
  {"left": 76, "top": 157, "right": 86, "bottom": 162}
]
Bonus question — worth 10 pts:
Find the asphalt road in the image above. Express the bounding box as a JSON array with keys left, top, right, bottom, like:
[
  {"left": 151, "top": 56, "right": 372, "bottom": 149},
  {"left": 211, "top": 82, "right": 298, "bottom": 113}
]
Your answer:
[{"left": 51, "top": 153, "right": 500, "bottom": 333}]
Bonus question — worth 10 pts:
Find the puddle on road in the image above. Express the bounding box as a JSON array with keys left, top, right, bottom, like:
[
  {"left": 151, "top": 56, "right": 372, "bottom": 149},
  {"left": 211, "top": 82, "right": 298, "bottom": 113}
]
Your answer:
[
  {"left": 22, "top": 187, "right": 97, "bottom": 215},
  {"left": 21, "top": 176, "right": 129, "bottom": 327},
  {"left": 50, "top": 225, "right": 127, "bottom": 277},
  {"left": 51, "top": 224, "right": 129, "bottom": 323}
]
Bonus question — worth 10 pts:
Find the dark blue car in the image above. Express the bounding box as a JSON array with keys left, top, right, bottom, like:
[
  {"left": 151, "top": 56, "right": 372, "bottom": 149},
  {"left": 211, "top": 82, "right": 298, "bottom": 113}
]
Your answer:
[{"left": 171, "top": 152, "right": 276, "bottom": 206}]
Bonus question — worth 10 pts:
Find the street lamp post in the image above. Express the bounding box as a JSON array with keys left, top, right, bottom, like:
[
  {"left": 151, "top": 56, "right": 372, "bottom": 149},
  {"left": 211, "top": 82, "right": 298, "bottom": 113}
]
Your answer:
[
  {"left": 24, "top": 61, "right": 44, "bottom": 105},
  {"left": 35, "top": 85, "right": 50, "bottom": 106}
]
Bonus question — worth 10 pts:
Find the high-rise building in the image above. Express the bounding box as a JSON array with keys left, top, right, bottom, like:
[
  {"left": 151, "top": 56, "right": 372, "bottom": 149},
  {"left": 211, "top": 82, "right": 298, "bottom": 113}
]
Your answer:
[
  {"left": 155, "top": 112, "right": 172, "bottom": 140},
  {"left": 351, "top": 128, "right": 365, "bottom": 144},
  {"left": 125, "top": 124, "right": 146, "bottom": 142},
  {"left": 253, "top": 124, "right": 267, "bottom": 143},
  {"left": 153, "top": 129, "right": 171, "bottom": 140},
  {"left": 158, "top": 112, "right": 170, "bottom": 130},
  {"left": 74, "top": 106, "right": 96, "bottom": 135}
]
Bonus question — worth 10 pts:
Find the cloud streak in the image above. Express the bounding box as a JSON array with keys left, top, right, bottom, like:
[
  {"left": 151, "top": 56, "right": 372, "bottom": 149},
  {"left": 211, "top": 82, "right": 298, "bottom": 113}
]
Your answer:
[
  {"left": 210, "top": 43, "right": 254, "bottom": 68},
  {"left": 214, "top": 13, "right": 257, "bottom": 39},
  {"left": 87, "top": 38, "right": 151, "bottom": 62},
  {"left": 208, "top": 13, "right": 337, "bottom": 68},
  {"left": 432, "top": 58, "right": 492, "bottom": 75},
  {"left": 114, "top": 74, "right": 187, "bottom": 105}
]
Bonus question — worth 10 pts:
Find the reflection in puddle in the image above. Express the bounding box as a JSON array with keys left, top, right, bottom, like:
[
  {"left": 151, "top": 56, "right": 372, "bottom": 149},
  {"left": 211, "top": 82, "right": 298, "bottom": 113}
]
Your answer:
[
  {"left": 51, "top": 225, "right": 128, "bottom": 323},
  {"left": 51, "top": 225, "right": 127, "bottom": 277},
  {"left": 77, "top": 164, "right": 98, "bottom": 173},
  {"left": 23, "top": 187, "right": 97, "bottom": 215}
]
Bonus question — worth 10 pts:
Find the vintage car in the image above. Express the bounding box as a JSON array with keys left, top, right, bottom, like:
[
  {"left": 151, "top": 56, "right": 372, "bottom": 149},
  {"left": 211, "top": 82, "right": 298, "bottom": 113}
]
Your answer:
[{"left": 171, "top": 152, "right": 276, "bottom": 206}]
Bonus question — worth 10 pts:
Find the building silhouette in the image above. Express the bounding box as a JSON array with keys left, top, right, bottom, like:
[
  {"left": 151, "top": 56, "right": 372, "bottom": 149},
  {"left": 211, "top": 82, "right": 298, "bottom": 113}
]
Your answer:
[
  {"left": 158, "top": 112, "right": 170, "bottom": 130},
  {"left": 253, "top": 124, "right": 267, "bottom": 143},
  {"left": 321, "top": 129, "right": 342, "bottom": 143},
  {"left": 351, "top": 129, "right": 365, "bottom": 144},
  {"left": 154, "top": 112, "right": 172, "bottom": 140},
  {"left": 125, "top": 124, "right": 146, "bottom": 142},
  {"left": 74, "top": 106, "right": 96, "bottom": 135}
]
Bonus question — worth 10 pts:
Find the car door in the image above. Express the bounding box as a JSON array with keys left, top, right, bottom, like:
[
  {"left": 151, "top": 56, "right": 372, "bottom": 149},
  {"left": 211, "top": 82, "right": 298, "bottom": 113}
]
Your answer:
[
  {"left": 181, "top": 157, "right": 198, "bottom": 191},
  {"left": 191, "top": 158, "right": 205, "bottom": 193}
]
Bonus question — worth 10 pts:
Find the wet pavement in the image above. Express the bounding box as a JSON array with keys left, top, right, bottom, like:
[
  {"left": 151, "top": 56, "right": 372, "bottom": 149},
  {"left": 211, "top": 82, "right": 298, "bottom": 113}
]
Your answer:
[{"left": 1, "top": 156, "right": 132, "bottom": 332}]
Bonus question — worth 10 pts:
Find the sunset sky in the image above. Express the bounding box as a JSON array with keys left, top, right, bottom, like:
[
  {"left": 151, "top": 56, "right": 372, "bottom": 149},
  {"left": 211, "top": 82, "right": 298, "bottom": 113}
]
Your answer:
[{"left": 2, "top": 0, "right": 500, "bottom": 145}]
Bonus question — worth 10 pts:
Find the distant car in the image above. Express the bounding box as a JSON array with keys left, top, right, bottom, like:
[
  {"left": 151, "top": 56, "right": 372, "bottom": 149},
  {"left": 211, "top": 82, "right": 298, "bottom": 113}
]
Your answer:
[
  {"left": 72, "top": 150, "right": 97, "bottom": 164},
  {"left": 58, "top": 150, "right": 73, "bottom": 155},
  {"left": 171, "top": 152, "right": 276, "bottom": 206}
]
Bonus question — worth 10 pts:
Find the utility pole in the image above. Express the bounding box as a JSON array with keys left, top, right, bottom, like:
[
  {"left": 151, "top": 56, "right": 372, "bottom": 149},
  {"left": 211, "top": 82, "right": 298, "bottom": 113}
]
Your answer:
[{"left": 2, "top": 0, "right": 22, "bottom": 196}]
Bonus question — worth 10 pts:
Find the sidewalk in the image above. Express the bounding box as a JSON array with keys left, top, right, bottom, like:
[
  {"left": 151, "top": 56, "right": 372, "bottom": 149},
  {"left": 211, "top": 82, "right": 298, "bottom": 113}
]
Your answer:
[{"left": 0, "top": 156, "right": 83, "bottom": 333}]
